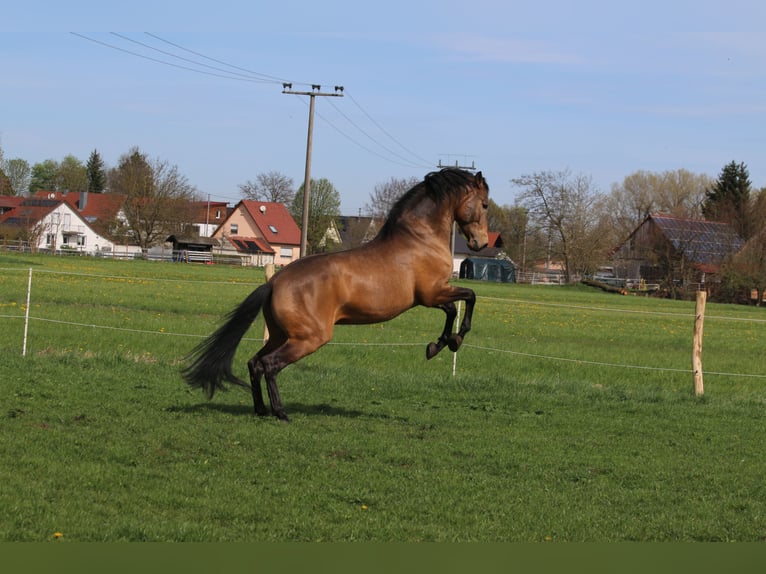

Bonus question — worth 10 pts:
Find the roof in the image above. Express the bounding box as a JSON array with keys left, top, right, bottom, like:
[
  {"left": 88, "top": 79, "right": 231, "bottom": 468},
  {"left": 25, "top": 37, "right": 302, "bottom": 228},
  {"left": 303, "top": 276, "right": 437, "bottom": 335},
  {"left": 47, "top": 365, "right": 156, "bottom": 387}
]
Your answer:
[
  {"left": 650, "top": 214, "right": 744, "bottom": 265},
  {"left": 228, "top": 236, "right": 274, "bottom": 254},
  {"left": 0, "top": 199, "right": 60, "bottom": 227},
  {"left": 32, "top": 191, "right": 125, "bottom": 224},
  {"left": 453, "top": 230, "right": 504, "bottom": 257},
  {"left": 187, "top": 200, "right": 230, "bottom": 224},
  {"left": 238, "top": 200, "right": 301, "bottom": 245},
  {"left": 0, "top": 196, "right": 24, "bottom": 211}
]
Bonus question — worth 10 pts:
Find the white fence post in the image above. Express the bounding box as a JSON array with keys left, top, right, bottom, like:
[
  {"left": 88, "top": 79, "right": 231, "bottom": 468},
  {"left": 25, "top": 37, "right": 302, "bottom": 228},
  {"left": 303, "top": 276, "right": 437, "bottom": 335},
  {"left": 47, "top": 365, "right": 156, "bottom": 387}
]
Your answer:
[{"left": 22, "top": 268, "right": 32, "bottom": 357}]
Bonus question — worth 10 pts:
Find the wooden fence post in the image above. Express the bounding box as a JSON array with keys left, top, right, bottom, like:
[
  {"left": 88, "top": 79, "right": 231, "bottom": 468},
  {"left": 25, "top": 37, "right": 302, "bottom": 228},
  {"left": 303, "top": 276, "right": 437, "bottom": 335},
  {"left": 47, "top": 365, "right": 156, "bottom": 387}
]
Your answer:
[
  {"left": 263, "top": 264, "right": 275, "bottom": 342},
  {"left": 692, "top": 290, "right": 706, "bottom": 396}
]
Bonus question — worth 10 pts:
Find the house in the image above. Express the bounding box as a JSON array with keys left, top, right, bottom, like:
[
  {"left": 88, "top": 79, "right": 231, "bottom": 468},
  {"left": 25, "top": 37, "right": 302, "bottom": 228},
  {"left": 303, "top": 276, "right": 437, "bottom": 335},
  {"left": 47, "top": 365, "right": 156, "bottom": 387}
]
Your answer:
[
  {"left": 612, "top": 213, "right": 745, "bottom": 286},
  {"left": 0, "top": 196, "right": 24, "bottom": 216},
  {"left": 451, "top": 230, "right": 504, "bottom": 274},
  {"left": 320, "top": 215, "right": 380, "bottom": 251},
  {"left": 212, "top": 200, "right": 301, "bottom": 266},
  {"left": 0, "top": 198, "right": 115, "bottom": 254},
  {"left": 31, "top": 190, "right": 127, "bottom": 239},
  {"left": 188, "top": 200, "right": 230, "bottom": 237}
]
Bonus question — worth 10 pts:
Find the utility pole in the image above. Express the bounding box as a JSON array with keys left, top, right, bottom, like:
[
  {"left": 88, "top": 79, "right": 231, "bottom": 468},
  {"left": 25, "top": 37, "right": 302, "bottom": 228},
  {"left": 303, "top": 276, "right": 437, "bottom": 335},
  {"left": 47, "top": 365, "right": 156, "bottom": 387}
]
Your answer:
[
  {"left": 282, "top": 83, "right": 344, "bottom": 257},
  {"left": 437, "top": 157, "right": 476, "bottom": 171}
]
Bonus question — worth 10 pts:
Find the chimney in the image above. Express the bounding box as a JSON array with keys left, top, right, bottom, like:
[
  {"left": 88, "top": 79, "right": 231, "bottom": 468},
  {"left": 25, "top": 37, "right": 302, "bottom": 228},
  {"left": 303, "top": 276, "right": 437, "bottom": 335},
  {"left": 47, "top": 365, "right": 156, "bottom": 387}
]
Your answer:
[{"left": 79, "top": 191, "right": 88, "bottom": 211}]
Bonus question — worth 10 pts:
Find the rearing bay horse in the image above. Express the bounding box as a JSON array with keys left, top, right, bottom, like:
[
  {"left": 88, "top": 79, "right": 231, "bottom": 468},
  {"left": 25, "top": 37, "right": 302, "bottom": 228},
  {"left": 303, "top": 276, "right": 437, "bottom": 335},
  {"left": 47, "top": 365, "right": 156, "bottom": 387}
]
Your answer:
[{"left": 183, "top": 168, "right": 490, "bottom": 421}]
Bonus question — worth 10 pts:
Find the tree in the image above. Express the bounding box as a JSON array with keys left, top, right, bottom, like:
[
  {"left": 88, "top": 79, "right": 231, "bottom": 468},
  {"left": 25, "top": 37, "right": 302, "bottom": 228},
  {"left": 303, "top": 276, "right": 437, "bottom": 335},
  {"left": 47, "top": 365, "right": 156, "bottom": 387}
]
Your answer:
[
  {"left": 604, "top": 169, "right": 712, "bottom": 245},
  {"left": 0, "top": 168, "right": 11, "bottom": 195},
  {"left": 487, "top": 200, "right": 530, "bottom": 270},
  {"left": 58, "top": 155, "right": 88, "bottom": 193},
  {"left": 108, "top": 147, "right": 198, "bottom": 249},
  {"left": 3, "top": 158, "right": 31, "bottom": 196},
  {"left": 86, "top": 149, "right": 108, "bottom": 193},
  {"left": 290, "top": 177, "right": 341, "bottom": 254},
  {"left": 29, "top": 159, "right": 60, "bottom": 192},
  {"left": 365, "top": 176, "right": 419, "bottom": 219},
  {"left": 512, "top": 169, "right": 607, "bottom": 281},
  {"left": 719, "top": 187, "right": 766, "bottom": 304},
  {"left": 703, "top": 160, "right": 753, "bottom": 240},
  {"left": 239, "top": 171, "right": 295, "bottom": 204}
]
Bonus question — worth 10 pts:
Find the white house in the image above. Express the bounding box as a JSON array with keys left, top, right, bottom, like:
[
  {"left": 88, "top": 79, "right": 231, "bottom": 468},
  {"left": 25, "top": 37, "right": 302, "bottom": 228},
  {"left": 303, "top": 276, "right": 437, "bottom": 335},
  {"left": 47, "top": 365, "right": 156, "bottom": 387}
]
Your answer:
[{"left": 0, "top": 198, "right": 115, "bottom": 254}]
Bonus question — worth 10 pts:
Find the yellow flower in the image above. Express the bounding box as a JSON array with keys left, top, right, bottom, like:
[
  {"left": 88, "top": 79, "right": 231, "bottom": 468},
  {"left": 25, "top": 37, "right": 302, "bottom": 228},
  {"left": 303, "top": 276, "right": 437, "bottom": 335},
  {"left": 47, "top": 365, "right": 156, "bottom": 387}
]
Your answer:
[{"left": 53, "top": 532, "right": 64, "bottom": 539}]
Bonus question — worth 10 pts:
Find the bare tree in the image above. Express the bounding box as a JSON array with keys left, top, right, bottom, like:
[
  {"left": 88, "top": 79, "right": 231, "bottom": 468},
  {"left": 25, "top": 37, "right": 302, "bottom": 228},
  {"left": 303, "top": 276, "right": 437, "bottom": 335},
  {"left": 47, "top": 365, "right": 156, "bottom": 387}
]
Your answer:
[
  {"left": 512, "top": 169, "right": 607, "bottom": 281},
  {"left": 3, "top": 158, "right": 32, "bottom": 196},
  {"left": 365, "top": 176, "right": 419, "bottom": 219},
  {"left": 604, "top": 169, "right": 711, "bottom": 243},
  {"left": 239, "top": 171, "right": 295, "bottom": 205},
  {"left": 109, "top": 148, "right": 197, "bottom": 249}
]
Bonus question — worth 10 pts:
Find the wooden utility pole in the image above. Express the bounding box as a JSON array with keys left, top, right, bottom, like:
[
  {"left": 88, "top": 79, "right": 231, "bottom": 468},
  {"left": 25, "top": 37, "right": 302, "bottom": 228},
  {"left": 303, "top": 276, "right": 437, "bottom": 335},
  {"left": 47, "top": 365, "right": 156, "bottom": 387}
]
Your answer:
[
  {"left": 692, "top": 290, "right": 707, "bottom": 396},
  {"left": 282, "top": 83, "right": 344, "bottom": 257}
]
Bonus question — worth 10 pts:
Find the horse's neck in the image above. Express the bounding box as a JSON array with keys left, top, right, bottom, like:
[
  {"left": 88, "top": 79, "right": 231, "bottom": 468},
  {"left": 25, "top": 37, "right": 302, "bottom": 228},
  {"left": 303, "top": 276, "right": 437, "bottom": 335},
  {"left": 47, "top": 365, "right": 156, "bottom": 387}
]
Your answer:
[{"left": 395, "top": 201, "right": 455, "bottom": 245}]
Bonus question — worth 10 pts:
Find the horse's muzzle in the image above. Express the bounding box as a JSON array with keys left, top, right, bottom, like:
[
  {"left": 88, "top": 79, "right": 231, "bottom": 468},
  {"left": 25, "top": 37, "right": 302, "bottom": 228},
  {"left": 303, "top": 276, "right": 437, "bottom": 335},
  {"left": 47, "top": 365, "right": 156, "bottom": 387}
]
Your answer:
[{"left": 468, "top": 238, "right": 488, "bottom": 251}]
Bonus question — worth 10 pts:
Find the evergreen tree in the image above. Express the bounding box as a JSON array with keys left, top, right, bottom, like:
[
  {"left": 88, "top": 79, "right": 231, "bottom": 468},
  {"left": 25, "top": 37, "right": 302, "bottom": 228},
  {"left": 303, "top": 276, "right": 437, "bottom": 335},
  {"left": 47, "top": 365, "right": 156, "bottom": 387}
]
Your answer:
[
  {"left": 703, "top": 161, "right": 752, "bottom": 239},
  {"left": 86, "top": 149, "right": 108, "bottom": 193}
]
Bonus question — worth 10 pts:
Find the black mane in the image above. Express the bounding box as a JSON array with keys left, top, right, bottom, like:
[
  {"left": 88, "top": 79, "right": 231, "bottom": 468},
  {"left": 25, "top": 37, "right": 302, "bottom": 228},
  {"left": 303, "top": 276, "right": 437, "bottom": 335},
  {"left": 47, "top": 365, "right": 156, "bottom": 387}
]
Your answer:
[{"left": 377, "top": 168, "right": 476, "bottom": 239}]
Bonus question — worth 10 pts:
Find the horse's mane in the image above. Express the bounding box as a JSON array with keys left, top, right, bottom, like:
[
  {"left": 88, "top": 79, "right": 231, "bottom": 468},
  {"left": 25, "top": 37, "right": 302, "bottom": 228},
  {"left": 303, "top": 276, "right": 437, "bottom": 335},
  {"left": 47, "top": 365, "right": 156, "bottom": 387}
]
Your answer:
[{"left": 377, "top": 168, "right": 476, "bottom": 239}]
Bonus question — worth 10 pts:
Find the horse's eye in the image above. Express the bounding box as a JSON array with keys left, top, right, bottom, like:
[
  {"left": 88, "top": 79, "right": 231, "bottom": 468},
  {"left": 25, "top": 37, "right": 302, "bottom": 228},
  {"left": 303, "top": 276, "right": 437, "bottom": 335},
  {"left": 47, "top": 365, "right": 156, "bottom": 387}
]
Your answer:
[{"left": 482, "top": 201, "right": 489, "bottom": 209}]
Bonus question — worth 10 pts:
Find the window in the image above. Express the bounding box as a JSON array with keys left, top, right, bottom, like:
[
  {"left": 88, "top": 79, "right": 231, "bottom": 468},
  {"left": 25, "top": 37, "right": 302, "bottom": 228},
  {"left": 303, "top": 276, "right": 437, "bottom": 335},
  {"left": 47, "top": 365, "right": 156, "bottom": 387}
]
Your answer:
[
  {"left": 280, "top": 247, "right": 293, "bottom": 259},
  {"left": 77, "top": 236, "right": 86, "bottom": 247},
  {"left": 230, "top": 223, "right": 238, "bottom": 235},
  {"left": 269, "top": 225, "right": 278, "bottom": 234},
  {"left": 45, "top": 234, "right": 54, "bottom": 246},
  {"left": 215, "top": 209, "right": 222, "bottom": 219}
]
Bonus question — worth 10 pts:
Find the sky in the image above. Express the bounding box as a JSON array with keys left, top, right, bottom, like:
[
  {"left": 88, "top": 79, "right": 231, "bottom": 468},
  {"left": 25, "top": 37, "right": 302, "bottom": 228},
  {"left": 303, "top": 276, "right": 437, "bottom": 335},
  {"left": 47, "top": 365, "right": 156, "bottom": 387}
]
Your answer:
[{"left": 3, "top": 1, "right": 766, "bottom": 215}]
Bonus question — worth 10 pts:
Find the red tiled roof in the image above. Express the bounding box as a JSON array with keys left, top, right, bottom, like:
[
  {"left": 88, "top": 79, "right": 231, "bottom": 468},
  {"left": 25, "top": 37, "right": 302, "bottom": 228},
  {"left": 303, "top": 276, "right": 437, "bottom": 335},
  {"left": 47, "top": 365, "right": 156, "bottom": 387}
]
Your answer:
[
  {"left": 228, "top": 236, "right": 274, "bottom": 254},
  {"left": 0, "top": 199, "right": 60, "bottom": 226},
  {"left": 32, "top": 191, "right": 125, "bottom": 223},
  {"left": 239, "top": 200, "right": 301, "bottom": 246},
  {"left": 0, "top": 196, "right": 24, "bottom": 210}
]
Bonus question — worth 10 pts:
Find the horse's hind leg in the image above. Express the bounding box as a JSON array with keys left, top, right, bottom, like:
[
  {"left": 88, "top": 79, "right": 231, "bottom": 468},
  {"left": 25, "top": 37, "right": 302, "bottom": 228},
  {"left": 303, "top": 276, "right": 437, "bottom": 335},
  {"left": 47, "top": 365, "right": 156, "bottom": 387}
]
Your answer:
[
  {"left": 426, "top": 302, "right": 457, "bottom": 359},
  {"left": 260, "top": 336, "right": 329, "bottom": 422},
  {"left": 247, "top": 357, "right": 270, "bottom": 416}
]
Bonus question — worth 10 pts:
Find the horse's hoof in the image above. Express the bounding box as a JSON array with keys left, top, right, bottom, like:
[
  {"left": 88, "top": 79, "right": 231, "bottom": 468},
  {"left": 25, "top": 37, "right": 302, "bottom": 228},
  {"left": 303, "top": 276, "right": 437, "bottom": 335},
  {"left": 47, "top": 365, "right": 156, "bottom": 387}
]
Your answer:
[
  {"left": 448, "top": 334, "right": 463, "bottom": 352},
  {"left": 426, "top": 342, "right": 439, "bottom": 360}
]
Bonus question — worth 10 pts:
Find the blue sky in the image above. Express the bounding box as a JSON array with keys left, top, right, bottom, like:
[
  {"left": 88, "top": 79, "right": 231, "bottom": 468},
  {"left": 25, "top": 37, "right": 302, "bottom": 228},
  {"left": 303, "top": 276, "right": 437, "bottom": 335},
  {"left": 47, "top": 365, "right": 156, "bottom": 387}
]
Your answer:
[{"left": 3, "top": 1, "right": 765, "bottom": 214}]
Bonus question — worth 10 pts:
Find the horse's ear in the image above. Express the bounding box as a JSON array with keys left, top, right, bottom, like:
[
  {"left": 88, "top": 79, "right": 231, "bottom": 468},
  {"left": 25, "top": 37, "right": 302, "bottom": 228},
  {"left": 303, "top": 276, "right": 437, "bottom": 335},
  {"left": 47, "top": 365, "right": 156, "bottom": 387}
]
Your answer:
[{"left": 474, "top": 171, "right": 484, "bottom": 186}]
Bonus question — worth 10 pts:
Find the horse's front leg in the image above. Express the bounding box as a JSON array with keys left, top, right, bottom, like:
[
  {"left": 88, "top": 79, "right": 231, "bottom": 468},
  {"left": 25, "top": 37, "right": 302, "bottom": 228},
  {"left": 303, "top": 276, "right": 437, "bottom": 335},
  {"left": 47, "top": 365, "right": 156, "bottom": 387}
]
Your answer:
[
  {"left": 426, "top": 302, "right": 457, "bottom": 359},
  {"left": 447, "top": 288, "right": 476, "bottom": 352}
]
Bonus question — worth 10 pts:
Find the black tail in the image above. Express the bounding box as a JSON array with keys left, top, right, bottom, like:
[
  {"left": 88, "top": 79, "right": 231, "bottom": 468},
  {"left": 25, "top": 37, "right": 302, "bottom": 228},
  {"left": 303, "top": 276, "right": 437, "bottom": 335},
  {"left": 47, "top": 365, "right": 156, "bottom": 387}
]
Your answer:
[{"left": 182, "top": 282, "right": 273, "bottom": 399}]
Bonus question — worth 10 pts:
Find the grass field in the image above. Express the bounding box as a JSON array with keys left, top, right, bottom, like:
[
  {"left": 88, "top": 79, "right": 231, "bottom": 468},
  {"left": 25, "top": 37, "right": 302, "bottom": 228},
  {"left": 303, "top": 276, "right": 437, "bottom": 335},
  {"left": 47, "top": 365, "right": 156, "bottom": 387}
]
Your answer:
[{"left": 1, "top": 252, "right": 765, "bottom": 541}]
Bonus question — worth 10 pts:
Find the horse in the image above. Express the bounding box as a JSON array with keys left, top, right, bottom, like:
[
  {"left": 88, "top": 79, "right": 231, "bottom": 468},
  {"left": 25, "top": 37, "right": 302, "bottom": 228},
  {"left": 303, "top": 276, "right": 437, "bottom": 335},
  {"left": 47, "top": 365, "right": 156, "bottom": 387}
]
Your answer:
[{"left": 183, "top": 168, "right": 490, "bottom": 421}]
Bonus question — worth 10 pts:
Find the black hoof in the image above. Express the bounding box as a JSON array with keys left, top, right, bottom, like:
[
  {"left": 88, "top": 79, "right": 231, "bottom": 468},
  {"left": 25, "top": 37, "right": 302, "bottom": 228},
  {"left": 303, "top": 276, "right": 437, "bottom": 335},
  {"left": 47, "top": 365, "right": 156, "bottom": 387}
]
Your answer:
[
  {"left": 426, "top": 342, "right": 440, "bottom": 360},
  {"left": 447, "top": 334, "right": 463, "bottom": 352}
]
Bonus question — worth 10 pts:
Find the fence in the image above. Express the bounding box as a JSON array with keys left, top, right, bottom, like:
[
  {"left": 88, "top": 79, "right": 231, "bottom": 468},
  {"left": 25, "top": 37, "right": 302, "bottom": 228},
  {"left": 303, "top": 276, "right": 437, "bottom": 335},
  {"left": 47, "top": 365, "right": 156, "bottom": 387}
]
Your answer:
[{"left": 2, "top": 265, "right": 765, "bottom": 392}]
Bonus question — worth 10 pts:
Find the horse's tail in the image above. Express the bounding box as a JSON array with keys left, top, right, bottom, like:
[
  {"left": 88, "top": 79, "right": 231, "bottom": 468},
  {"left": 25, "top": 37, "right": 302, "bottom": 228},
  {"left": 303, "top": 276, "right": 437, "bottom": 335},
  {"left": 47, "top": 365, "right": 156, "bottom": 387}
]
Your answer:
[{"left": 182, "top": 282, "right": 273, "bottom": 399}]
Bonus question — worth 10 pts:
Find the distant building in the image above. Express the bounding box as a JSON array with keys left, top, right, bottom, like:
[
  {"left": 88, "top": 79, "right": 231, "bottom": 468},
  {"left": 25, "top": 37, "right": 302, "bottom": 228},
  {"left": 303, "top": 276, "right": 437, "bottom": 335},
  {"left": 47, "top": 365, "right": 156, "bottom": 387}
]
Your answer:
[
  {"left": 212, "top": 200, "right": 301, "bottom": 266},
  {"left": 0, "top": 198, "right": 115, "bottom": 254},
  {"left": 612, "top": 213, "right": 744, "bottom": 285}
]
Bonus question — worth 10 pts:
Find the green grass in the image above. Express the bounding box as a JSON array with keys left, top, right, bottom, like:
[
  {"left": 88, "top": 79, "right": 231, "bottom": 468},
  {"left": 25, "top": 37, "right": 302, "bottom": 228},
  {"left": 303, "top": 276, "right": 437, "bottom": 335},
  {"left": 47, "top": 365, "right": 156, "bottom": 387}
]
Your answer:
[{"left": 1, "top": 252, "right": 765, "bottom": 541}]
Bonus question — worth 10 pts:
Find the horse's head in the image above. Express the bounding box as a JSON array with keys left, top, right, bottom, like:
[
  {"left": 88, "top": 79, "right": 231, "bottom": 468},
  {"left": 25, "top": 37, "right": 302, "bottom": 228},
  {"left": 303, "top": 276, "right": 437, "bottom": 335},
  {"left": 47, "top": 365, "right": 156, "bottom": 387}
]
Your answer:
[{"left": 455, "top": 171, "right": 489, "bottom": 251}]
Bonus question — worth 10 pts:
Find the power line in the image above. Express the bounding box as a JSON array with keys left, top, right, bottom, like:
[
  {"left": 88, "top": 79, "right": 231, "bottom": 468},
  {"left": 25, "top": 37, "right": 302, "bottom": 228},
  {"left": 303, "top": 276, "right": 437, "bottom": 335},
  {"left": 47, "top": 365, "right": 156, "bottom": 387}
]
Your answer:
[{"left": 71, "top": 32, "right": 435, "bottom": 172}]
